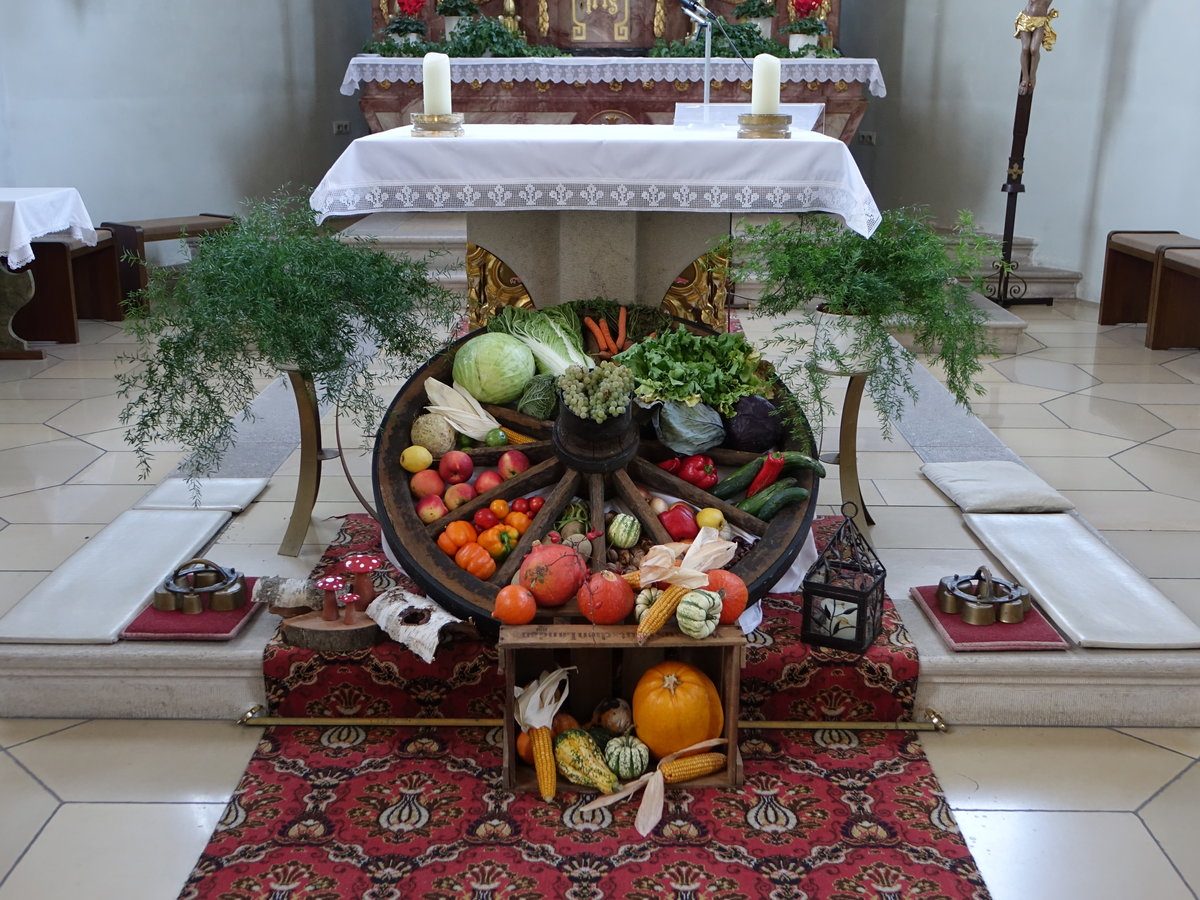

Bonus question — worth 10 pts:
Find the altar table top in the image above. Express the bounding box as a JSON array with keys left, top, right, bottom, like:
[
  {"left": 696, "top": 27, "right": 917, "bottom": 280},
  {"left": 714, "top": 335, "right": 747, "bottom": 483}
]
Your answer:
[
  {"left": 1, "top": 187, "right": 98, "bottom": 270},
  {"left": 341, "top": 55, "right": 888, "bottom": 99},
  {"left": 311, "top": 123, "right": 881, "bottom": 236}
]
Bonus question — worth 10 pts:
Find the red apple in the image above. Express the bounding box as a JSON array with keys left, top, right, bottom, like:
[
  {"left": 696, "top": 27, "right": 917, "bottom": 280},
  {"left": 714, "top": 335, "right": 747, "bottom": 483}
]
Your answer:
[
  {"left": 409, "top": 468, "right": 445, "bottom": 499},
  {"left": 443, "top": 482, "right": 477, "bottom": 510},
  {"left": 497, "top": 449, "right": 531, "bottom": 480},
  {"left": 473, "top": 469, "right": 504, "bottom": 494},
  {"left": 415, "top": 494, "right": 449, "bottom": 523},
  {"left": 438, "top": 449, "right": 474, "bottom": 485}
]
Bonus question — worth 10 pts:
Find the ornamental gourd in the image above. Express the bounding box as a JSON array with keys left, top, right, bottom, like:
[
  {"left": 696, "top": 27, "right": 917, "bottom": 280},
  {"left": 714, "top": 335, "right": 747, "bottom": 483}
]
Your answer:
[
  {"left": 604, "top": 733, "right": 650, "bottom": 780},
  {"left": 607, "top": 513, "right": 641, "bottom": 549},
  {"left": 675, "top": 588, "right": 722, "bottom": 639},
  {"left": 634, "top": 587, "right": 662, "bottom": 622},
  {"left": 631, "top": 660, "right": 724, "bottom": 759}
]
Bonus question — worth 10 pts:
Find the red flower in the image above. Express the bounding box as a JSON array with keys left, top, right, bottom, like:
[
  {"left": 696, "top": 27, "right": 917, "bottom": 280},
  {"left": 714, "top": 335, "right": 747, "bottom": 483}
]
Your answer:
[
  {"left": 791, "top": 0, "right": 821, "bottom": 17},
  {"left": 395, "top": 0, "right": 427, "bottom": 16}
]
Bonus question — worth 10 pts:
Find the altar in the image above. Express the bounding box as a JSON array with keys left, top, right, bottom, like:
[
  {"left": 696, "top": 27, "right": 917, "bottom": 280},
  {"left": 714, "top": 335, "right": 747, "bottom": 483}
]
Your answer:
[
  {"left": 343, "top": 56, "right": 885, "bottom": 145},
  {"left": 311, "top": 122, "right": 879, "bottom": 309}
]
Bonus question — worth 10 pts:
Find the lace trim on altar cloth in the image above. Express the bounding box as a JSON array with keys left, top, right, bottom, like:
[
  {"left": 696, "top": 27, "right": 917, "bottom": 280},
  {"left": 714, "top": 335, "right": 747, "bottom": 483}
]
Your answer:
[
  {"left": 341, "top": 56, "right": 887, "bottom": 98},
  {"left": 314, "top": 180, "right": 882, "bottom": 237}
]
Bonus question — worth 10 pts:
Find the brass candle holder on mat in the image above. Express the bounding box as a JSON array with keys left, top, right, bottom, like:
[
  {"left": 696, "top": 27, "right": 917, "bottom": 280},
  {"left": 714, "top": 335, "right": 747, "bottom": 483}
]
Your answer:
[
  {"left": 411, "top": 112, "right": 465, "bottom": 137},
  {"left": 737, "top": 113, "right": 792, "bottom": 139}
]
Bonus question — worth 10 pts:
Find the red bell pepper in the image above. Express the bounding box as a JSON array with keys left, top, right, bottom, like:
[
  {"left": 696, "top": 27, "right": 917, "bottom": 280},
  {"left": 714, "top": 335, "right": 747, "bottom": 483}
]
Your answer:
[
  {"left": 658, "top": 504, "right": 699, "bottom": 541},
  {"left": 678, "top": 455, "right": 718, "bottom": 491},
  {"left": 658, "top": 457, "right": 682, "bottom": 474},
  {"left": 746, "top": 450, "right": 785, "bottom": 497}
]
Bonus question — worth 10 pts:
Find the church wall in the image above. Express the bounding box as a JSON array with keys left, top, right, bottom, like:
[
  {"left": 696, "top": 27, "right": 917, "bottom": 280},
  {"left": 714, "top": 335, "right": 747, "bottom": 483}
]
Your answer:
[
  {"left": 842, "top": 0, "right": 1200, "bottom": 301},
  {"left": 0, "top": 0, "right": 370, "bottom": 263}
]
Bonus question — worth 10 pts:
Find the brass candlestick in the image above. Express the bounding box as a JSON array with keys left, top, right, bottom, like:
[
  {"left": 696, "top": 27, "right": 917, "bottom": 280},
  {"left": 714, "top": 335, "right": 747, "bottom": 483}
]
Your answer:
[
  {"left": 411, "top": 112, "right": 465, "bottom": 137},
  {"left": 737, "top": 113, "right": 792, "bottom": 139}
]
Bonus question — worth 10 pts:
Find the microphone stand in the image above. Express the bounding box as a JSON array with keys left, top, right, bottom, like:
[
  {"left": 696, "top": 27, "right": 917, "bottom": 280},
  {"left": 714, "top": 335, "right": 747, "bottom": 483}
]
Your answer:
[{"left": 680, "top": 5, "right": 714, "bottom": 108}]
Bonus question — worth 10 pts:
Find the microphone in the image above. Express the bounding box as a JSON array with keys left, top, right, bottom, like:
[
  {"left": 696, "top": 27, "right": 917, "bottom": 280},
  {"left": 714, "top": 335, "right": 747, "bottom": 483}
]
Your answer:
[{"left": 677, "top": 0, "right": 718, "bottom": 21}]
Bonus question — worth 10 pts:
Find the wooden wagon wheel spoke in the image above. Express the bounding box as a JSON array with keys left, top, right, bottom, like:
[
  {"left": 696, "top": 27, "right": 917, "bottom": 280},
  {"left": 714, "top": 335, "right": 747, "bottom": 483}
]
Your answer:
[
  {"left": 628, "top": 457, "right": 766, "bottom": 537},
  {"left": 609, "top": 468, "right": 674, "bottom": 545},
  {"left": 423, "top": 456, "right": 563, "bottom": 538}
]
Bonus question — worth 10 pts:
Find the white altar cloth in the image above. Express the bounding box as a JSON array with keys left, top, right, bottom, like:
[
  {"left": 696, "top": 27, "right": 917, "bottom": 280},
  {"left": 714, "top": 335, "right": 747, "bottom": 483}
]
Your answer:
[
  {"left": 340, "top": 56, "right": 888, "bottom": 99},
  {"left": 1, "top": 187, "right": 98, "bottom": 270},
  {"left": 311, "top": 123, "right": 881, "bottom": 237}
]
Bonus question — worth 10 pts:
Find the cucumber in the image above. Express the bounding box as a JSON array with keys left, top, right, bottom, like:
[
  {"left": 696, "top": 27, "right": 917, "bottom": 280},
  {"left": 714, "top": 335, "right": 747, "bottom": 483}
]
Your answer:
[
  {"left": 757, "top": 487, "right": 811, "bottom": 521},
  {"left": 711, "top": 456, "right": 764, "bottom": 500},
  {"left": 779, "top": 451, "right": 826, "bottom": 479},
  {"left": 735, "top": 477, "right": 798, "bottom": 517}
]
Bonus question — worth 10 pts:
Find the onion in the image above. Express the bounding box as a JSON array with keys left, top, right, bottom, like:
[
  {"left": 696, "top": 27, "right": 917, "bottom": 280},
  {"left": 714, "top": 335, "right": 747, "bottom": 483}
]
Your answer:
[{"left": 649, "top": 497, "right": 669, "bottom": 515}]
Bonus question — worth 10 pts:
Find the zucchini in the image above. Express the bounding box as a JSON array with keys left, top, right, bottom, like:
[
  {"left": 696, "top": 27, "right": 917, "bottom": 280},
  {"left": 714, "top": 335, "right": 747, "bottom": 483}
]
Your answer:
[
  {"left": 757, "top": 486, "right": 811, "bottom": 521},
  {"left": 711, "top": 456, "right": 764, "bottom": 500},
  {"left": 779, "top": 451, "right": 827, "bottom": 479},
  {"left": 735, "top": 477, "right": 798, "bottom": 517}
]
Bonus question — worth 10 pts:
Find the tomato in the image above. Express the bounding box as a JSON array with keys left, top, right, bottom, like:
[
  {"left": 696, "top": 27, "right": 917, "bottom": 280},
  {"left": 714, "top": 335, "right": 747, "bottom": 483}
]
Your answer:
[
  {"left": 511, "top": 497, "right": 530, "bottom": 514},
  {"left": 488, "top": 498, "right": 510, "bottom": 520},
  {"left": 494, "top": 584, "right": 537, "bottom": 626},
  {"left": 528, "top": 496, "right": 545, "bottom": 515},
  {"left": 473, "top": 508, "right": 500, "bottom": 531}
]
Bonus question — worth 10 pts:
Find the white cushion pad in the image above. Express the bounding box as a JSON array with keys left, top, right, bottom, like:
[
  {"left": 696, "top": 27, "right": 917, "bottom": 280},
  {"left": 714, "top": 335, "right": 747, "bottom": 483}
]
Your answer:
[
  {"left": 964, "top": 513, "right": 1200, "bottom": 649},
  {"left": 922, "top": 460, "right": 1074, "bottom": 513}
]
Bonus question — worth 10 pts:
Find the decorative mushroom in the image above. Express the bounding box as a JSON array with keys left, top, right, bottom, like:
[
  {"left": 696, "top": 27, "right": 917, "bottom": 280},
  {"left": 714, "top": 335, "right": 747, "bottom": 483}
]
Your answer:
[
  {"left": 341, "top": 554, "right": 384, "bottom": 609},
  {"left": 314, "top": 574, "right": 346, "bottom": 622},
  {"left": 340, "top": 592, "right": 361, "bottom": 626}
]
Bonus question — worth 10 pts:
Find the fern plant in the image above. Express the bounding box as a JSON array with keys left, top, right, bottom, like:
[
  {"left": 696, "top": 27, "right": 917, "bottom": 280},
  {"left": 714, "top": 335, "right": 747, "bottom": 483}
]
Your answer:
[
  {"left": 117, "top": 189, "right": 460, "bottom": 481},
  {"left": 726, "top": 207, "right": 999, "bottom": 440}
]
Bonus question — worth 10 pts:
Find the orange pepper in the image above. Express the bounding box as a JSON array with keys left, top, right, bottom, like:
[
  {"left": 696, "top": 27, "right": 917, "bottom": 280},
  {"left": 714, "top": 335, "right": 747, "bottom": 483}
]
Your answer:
[
  {"left": 478, "top": 524, "right": 520, "bottom": 561},
  {"left": 488, "top": 498, "right": 510, "bottom": 520},
  {"left": 436, "top": 519, "right": 478, "bottom": 556},
  {"left": 504, "top": 511, "right": 532, "bottom": 535},
  {"left": 454, "top": 541, "right": 496, "bottom": 579}
]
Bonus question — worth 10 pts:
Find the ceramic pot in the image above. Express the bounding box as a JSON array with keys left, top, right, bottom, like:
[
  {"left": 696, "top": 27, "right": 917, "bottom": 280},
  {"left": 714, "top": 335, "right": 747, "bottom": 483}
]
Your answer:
[
  {"left": 443, "top": 15, "right": 462, "bottom": 36},
  {"left": 749, "top": 16, "right": 773, "bottom": 37},
  {"left": 789, "top": 33, "right": 819, "bottom": 51}
]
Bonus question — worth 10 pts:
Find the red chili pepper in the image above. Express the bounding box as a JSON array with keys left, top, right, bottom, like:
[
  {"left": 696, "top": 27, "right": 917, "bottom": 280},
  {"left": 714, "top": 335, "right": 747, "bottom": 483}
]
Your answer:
[
  {"left": 658, "top": 457, "right": 682, "bottom": 474},
  {"left": 746, "top": 451, "right": 785, "bottom": 497},
  {"left": 658, "top": 505, "right": 699, "bottom": 541},
  {"left": 678, "top": 455, "right": 718, "bottom": 491}
]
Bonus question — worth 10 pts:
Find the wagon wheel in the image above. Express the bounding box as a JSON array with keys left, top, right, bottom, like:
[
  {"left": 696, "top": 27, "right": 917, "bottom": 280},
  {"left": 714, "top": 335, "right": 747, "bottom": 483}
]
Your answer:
[{"left": 373, "top": 328, "right": 820, "bottom": 637}]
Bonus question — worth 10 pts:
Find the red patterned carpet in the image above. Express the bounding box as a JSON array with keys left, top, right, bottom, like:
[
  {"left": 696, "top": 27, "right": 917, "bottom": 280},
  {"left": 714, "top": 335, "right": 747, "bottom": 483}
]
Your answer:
[{"left": 178, "top": 516, "right": 990, "bottom": 899}]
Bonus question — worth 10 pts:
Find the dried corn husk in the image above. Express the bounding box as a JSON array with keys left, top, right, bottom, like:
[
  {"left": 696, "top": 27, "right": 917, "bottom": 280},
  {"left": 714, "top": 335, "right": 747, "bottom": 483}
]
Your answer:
[
  {"left": 636, "top": 527, "right": 736, "bottom": 590},
  {"left": 424, "top": 377, "right": 502, "bottom": 440},
  {"left": 513, "top": 667, "right": 574, "bottom": 732}
]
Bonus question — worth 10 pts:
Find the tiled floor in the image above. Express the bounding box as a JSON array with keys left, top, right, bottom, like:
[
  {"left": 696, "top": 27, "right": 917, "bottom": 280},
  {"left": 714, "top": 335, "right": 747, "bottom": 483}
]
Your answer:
[{"left": 1, "top": 302, "right": 1198, "bottom": 899}]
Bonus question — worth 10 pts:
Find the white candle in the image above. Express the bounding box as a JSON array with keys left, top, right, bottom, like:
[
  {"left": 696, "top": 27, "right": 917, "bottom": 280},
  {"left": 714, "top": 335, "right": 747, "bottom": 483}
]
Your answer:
[
  {"left": 422, "top": 52, "right": 452, "bottom": 116},
  {"left": 750, "top": 53, "right": 781, "bottom": 115}
]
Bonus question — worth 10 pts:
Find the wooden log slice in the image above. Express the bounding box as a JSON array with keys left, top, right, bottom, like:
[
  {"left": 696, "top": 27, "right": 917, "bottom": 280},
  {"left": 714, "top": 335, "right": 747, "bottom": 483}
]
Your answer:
[
  {"left": 280, "top": 610, "right": 383, "bottom": 652},
  {"left": 374, "top": 320, "right": 819, "bottom": 638}
]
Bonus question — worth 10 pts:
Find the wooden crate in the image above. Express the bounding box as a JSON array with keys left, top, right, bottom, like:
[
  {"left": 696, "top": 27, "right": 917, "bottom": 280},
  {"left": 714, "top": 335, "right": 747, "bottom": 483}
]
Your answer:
[{"left": 498, "top": 623, "right": 745, "bottom": 793}]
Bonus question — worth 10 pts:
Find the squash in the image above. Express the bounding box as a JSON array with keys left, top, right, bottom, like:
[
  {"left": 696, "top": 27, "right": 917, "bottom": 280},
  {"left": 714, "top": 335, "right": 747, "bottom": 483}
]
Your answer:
[
  {"left": 676, "top": 588, "right": 722, "bottom": 639},
  {"left": 631, "top": 660, "right": 724, "bottom": 759},
  {"left": 553, "top": 729, "right": 619, "bottom": 793},
  {"left": 634, "top": 587, "right": 662, "bottom": 623},
  {"left": 590, "top": 697, "right": 633, "bottom": 735},
  {"left": 705, "top": 569, "right": 749, "bottom": 625},
  {"left": 608, "top": 513, "right": 641, "bottom": 549},
  {"left": 604, "top": 733, "right": 650, "bottom": 780}
]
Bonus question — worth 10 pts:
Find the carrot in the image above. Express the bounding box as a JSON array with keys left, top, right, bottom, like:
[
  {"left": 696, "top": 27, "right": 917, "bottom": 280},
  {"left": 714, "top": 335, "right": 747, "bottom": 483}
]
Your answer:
[
  {"left": 599, "top": 319, "right": 617, "bottom": 354},
  {"left": 615, "top": 306, "right": 627, "bottom": 350},
  {"left": 583, "top": 317, "right": 607, "bottom": 353}
]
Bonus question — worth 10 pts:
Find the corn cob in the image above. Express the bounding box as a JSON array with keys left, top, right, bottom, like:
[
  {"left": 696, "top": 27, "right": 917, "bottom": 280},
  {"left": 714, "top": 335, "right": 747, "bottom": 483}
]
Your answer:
[
  {"left": 501, "top": 427, "right": 535, "bottom": 444},
  {"left": 636, "top": 583, "right": 689, "bottom": 644},
  {"left": 622, "top": 570, "right": 641, "bottom": 590},
  {"left": 530, "top": 725, "right": 556, "bottom": 800},
  {"left": 660, "top": 752, "right": 727, "bottom": 783}
]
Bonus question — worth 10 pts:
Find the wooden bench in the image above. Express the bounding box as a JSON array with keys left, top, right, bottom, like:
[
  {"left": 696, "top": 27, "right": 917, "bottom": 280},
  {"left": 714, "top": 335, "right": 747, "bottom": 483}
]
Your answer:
[
  {"left": 1098, "top": 230, "right": 1200, "bottom": 326},
  {"left": 11, "top": 229, "right": 122, "bottom": 344},
  {"left": 1146, "top": 246, "right": 1200, "bottom": 349},
  {"left": 101, "top": 214, "right": 234, "bottom": 302}
]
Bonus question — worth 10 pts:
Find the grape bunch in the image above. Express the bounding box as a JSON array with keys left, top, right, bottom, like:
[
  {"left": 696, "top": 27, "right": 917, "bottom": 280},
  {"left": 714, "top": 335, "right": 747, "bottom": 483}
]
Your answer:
[{"left": 557, "top": 361, "right": 635, "bottom": 424}]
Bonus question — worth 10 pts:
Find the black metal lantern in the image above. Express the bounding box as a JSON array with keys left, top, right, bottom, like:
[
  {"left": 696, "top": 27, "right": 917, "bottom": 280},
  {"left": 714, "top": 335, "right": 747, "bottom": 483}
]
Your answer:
[{"left": 801, "top": 504, "right": 886, "bottom": 653}]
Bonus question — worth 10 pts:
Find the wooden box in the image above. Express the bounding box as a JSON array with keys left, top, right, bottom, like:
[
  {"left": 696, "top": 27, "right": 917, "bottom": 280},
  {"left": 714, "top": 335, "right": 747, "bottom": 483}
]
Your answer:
[{"left": 498, "top": 622, "right": 745, "bottom": 793}]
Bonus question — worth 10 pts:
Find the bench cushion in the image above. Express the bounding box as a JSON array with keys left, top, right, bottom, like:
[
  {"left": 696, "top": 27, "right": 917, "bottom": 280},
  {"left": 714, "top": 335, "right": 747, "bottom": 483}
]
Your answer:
[{"left": 922, "top": 460, "right": 1074, "bottom": 513}]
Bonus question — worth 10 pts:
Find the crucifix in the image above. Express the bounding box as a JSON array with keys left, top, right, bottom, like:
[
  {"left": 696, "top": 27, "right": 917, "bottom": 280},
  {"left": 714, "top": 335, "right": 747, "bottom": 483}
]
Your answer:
[{"left": 988, "top": 1, "right": 1060, "bottom": 307}]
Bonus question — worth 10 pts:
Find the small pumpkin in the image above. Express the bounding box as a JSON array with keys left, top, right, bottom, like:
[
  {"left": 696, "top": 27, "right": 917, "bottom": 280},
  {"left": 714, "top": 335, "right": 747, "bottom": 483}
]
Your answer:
[
  {"left": 590, "top": 697, "right": 633, "bottom": 734},
  {"left": 676, "top": 588, "right": 723, "bottom": 639},
  {"left": 631, "top": 660, "right": 724, "bottom": 759},
  {"left": 608, "top": 513, "right": 641, "bottom": 549},
  {"left": 604, "top": 733, "right": 651, "bottom": 780},
  {"left": 634, "top": 586, "right": 662, "bottom": 623},
  {"left": 705, "top": 568, "right": 749, "bottom": 625}
]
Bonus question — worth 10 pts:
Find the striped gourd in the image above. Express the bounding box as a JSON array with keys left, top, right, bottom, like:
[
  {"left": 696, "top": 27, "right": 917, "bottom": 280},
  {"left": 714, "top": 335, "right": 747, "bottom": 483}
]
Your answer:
[
  {"left": 554, "top": 729, "right": 619, "bottom": 793},
  {"left": 603, "top": 733, "right": 650, "bottom": 780},
  {"left": 675, "top": 588, "right": 722, "bottom": 639}
]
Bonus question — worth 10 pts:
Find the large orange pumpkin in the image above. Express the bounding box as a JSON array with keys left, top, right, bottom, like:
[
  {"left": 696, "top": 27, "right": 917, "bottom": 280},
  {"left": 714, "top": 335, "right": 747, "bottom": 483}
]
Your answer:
[{"left": 631, "top": 661, "right": 724, "bottom": 759}]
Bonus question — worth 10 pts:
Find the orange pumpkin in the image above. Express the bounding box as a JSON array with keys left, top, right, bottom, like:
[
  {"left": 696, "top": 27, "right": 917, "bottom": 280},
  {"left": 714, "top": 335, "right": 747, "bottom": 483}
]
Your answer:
[{"left": 631, "top": 661, "right": 724, "bottom": 759}]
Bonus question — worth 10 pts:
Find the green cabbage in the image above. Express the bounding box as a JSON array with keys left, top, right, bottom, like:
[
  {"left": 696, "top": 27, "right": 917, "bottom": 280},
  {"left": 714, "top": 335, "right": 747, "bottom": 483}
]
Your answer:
[
  {"left": 518, "top": 374, "right": 558, "bottom": 420},
  {"left": 486, "top": 305, "right": 593, "bottom": 375},
  {"left": 654, "top": 400, "right": 725, "bottom": 455},
  {"left": 452, "top": 333, "right": 535, "bottom": 404}
]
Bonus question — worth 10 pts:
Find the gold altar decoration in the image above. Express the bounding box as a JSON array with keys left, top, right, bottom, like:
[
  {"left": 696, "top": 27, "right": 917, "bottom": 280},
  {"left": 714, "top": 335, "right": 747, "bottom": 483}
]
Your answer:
[
  {"left": 572, "top": 0, "right": 631, "bottom": 42},
  {"left": 937, "top": 567, "right": 1031, "bottom": 626},
  {"left": 501, "top": 0, "right": 523, "bottom": 34},
  {"left": 466, "top": 244, "right": 728, "bottom": 332},
  {"left": 654, "top": 0, "right": 666, "bottom": 37},
  {"left": 538, "top": 0, "right": 549, "bottom": 33}
]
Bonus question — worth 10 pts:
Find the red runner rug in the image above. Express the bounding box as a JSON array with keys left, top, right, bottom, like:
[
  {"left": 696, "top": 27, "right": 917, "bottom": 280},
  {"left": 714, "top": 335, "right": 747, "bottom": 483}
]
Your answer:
[{"left": 179, "top": 724, "right": 988, "bottom": 899}]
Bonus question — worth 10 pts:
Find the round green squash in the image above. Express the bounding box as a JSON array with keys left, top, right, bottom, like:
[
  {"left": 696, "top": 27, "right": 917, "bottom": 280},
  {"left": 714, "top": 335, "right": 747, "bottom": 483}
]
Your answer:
[
  {"left": 604, "top": 733, "right": 650, "bottom": 780},
  {"left": 675, "top": 588, "right": 722, "bottom": 639},
  {"left": 608, "top": 513, "right": 641, "bottom": 549}
]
